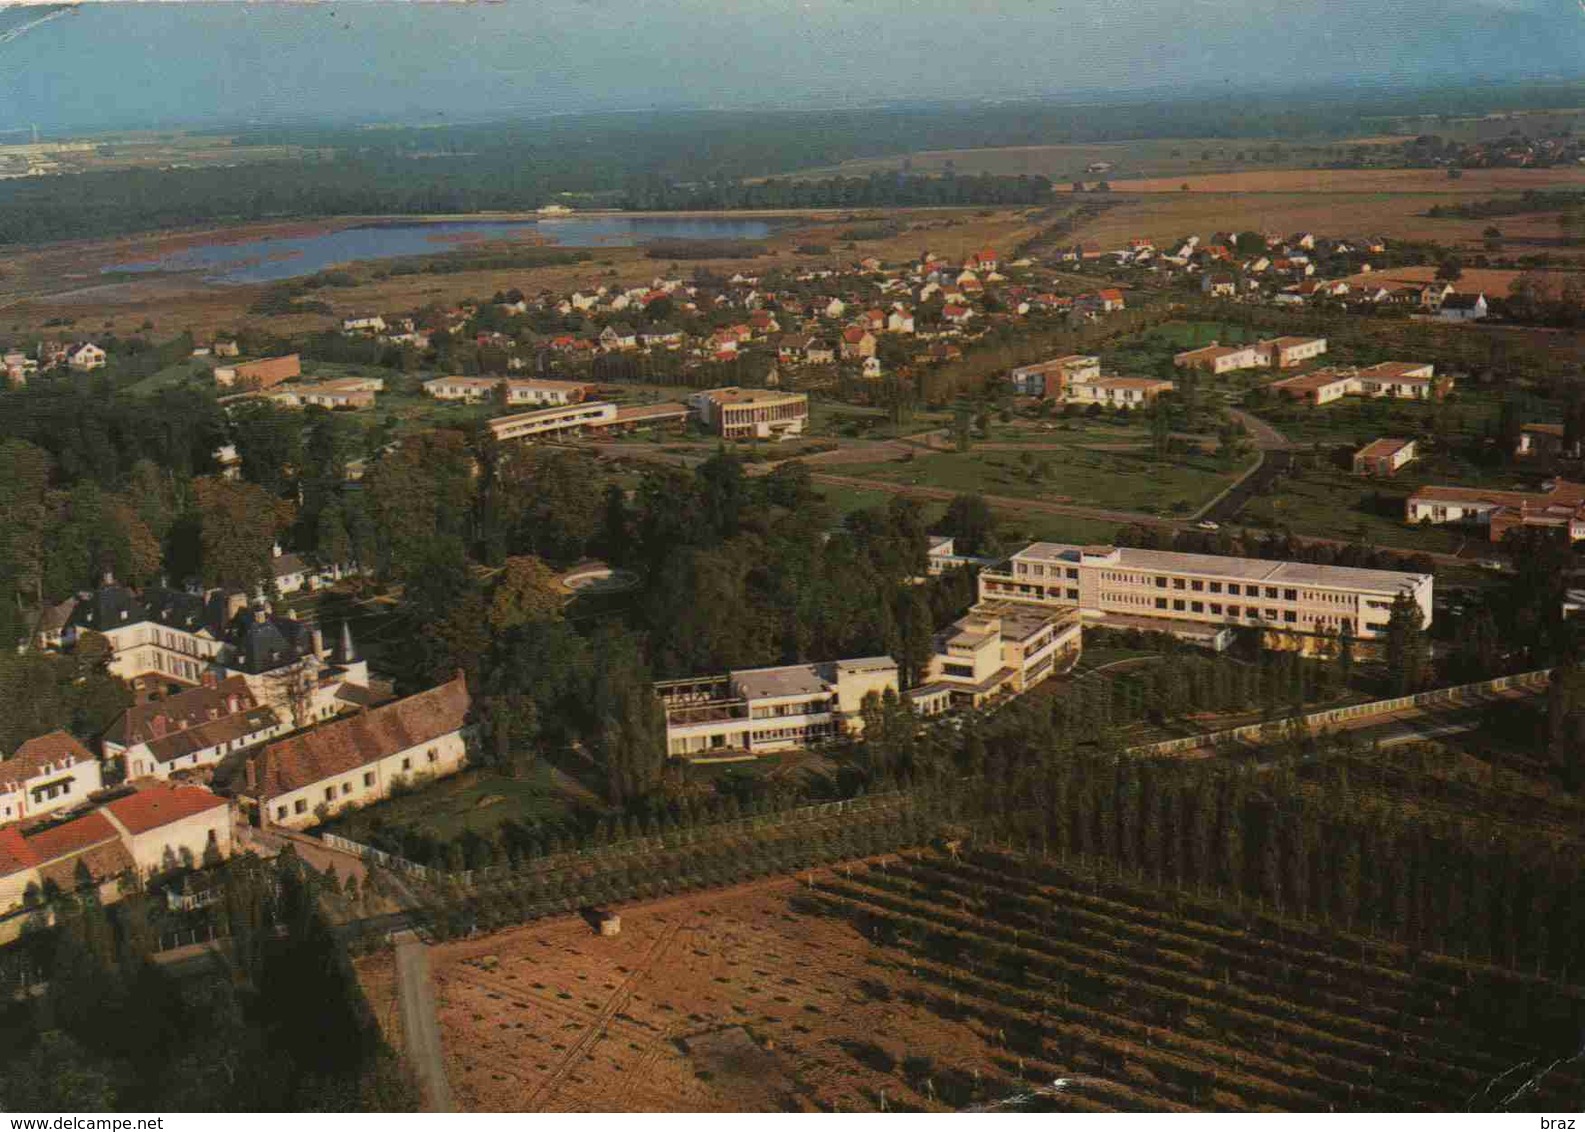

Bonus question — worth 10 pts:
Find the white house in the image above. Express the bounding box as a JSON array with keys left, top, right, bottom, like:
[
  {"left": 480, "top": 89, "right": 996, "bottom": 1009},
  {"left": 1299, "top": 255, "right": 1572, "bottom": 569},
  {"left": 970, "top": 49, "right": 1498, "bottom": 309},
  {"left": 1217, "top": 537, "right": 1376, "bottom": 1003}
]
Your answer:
[
  {"left": 1439, "top": 292, "right": 1488, "bottom": 322},
  {"left": 66, "top": 343, "right": 106, "bottom": 371},
  {"left": 0, "top": 732, "right": 105, "bottom": 827},
  {"left": 103, "top": 676, "right": 290, "bottom": 782},
  {"left": 101, "top": 783, "right": 232, "bottom": 876},
  {"left": 245, "top": 674, "right": 472, "bottom": 830},
  {"left": 342, "top": 316, "right": 387, "bottom": 334}
]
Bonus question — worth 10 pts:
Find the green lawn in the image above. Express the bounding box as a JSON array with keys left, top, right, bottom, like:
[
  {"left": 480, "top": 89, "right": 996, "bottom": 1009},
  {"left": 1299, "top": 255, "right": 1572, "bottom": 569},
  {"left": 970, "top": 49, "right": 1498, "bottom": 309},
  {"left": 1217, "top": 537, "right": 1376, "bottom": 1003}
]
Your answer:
[
  {"left": 994, "top": 510, "right": 1126, "bottom": 547},
  {"left": 1252, "top": 388, "right": 1510, "bottom": 450},
  {"left": 823, "top": 446, "right": 1248, "bottom": 516},
  {"left": 1238, "top": 463, "right": 1467, "bottom": 554},
  {"left": 125, "top": 358, "right": 215, "bottom": 395},
  {"left": 325, "top": 764, "right": 574, "bottom": 843},
  {"left": 808, "top": 401, "right": 951, "bottom": 441}
]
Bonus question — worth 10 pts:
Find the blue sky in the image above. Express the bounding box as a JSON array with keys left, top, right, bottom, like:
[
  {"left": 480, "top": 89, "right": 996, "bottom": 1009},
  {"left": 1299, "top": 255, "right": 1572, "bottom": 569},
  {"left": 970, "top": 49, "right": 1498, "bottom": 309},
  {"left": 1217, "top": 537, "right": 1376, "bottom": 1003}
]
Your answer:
[{"left": 1, "top": 0, "right": 1582, "bottom": 134}]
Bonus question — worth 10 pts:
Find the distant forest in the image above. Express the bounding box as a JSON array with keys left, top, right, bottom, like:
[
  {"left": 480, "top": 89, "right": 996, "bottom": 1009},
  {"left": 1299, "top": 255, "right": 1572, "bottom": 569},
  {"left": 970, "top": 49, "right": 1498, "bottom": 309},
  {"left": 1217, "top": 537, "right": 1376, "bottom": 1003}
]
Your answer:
[{"left": 9, "top": 81, "right": 1585, "bottom": 245}]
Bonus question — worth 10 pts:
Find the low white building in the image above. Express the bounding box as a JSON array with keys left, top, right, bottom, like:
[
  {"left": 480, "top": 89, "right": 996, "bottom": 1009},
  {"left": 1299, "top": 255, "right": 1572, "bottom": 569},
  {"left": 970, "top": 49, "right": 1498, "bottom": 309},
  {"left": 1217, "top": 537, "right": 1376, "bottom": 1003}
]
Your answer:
[
  {"left": 423, "top": 376, "right": 594, "bottom": 406},
  {"left": 0, "top": 732, "right": 104, "bottom": 827},
  {"left": 657, "top": 657, "right": 899, "bottom": 760},
  {"left": 101, "top": 783, "right": 232, "bottom": 876},
  {"left": 103, "top": 676, "right": 290, "bottom": 782},
  {"left": 1065, "top": 376, "right": 1175, "bottom": 407},
  {"left": 246, "top": 674, "right": 472, "bottom": 830}
]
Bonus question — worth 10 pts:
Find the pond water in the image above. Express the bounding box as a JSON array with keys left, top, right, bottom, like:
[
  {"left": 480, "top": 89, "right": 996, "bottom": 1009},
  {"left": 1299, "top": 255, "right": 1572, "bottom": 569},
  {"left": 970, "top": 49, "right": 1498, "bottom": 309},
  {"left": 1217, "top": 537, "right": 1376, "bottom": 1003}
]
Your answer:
[{"left": 104, "top": 215, "right": 778, "bottom": 284}]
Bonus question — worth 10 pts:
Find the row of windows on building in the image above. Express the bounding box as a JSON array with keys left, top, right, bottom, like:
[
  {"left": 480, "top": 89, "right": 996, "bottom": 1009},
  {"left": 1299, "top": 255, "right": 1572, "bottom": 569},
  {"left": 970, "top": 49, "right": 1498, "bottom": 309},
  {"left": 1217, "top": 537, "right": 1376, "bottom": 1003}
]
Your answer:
[
  {"left": 1093, "top": 570, "right": 1365, "bottom": 608},
  {"left": 749, "top": 699, "right": 833, "bottom": 721},
  {"left": 272, "top": 749, "right": 438, "bottom": 821},
  {"left": 1103, "top": 592, "right": 1365, "bottom": 634}
]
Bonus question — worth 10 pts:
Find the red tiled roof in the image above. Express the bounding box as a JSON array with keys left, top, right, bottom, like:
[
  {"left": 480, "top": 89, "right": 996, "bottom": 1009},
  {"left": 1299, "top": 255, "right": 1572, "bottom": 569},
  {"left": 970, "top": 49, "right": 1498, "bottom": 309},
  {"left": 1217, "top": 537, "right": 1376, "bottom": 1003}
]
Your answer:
[
  {"left": 1097, "top": 289, "right": 1125, "bottom": 302},
  {"left": 1, "top": 731, "right": 93, "bottom": 788},
  {"left": 25, "top": 811, "right": 119, "bottom": 863},
  {"left": 251, "top": 675, "right": 470, "bottom": 802},
  {"left": 104, "top": 783, "right": 228, "bottom": 835},
  {"left": 108, "top": 676, "right": 257, "bottom": 747},
  {"left": 0, "top": 827, "right": 38, "bottom": 878}
]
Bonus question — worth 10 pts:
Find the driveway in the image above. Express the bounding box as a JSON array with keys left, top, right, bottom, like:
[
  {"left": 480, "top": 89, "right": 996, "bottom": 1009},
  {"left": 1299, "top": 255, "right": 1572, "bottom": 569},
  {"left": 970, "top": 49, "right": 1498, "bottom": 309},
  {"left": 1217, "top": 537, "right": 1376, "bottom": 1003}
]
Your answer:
[{"left": 395, "top": 933, "right": 454, "bottom": 1112}]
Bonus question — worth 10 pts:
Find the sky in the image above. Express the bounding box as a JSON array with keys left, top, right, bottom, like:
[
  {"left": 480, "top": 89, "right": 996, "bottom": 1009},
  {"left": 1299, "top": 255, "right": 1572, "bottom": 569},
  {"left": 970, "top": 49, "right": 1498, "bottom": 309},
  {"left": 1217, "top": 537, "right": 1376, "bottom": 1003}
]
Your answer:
[{"left": 1, "top": 0, "right": 1583, "bottom": 135}]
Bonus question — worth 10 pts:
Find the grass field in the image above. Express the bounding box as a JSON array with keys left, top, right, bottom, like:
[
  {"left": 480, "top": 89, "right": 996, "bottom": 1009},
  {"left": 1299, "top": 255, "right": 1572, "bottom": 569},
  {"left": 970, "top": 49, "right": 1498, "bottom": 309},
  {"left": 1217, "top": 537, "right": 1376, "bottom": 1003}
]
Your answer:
[
  {"left": 325, "top": 764, "right": 573, "bottom": 845},
  {"left": 784, "top": 136, "right": 1401, "bottom": 183},
  {"left": 1237, "top": 464, "right": 1464, "bottom": 554},
  {"left": 821, "top": 447, "right": 1244, "bottom": 516},
  {"left": 1110, "top": 167, "right": 1585, "bottom": 194},
  {"left": 1066, "top": 191, "right": 1515, "bottom": 251}
]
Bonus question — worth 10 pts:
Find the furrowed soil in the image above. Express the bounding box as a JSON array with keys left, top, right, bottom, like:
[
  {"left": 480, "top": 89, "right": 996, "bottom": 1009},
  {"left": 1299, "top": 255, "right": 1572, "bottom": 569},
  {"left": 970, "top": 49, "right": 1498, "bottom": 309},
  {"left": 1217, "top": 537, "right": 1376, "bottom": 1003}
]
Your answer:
[{"left": 419, "top": 851, "right": 1584, "bottom": 1112}]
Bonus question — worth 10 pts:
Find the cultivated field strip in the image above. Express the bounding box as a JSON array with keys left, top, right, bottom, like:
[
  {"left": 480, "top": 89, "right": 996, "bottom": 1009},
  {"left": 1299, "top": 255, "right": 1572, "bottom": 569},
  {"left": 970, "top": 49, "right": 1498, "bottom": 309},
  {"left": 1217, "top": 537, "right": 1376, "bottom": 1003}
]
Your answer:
[
  {"left": 805, "top": 854, "right": 1583, "bottom": 1111},
  {"left": 877, "top": 860, "right": 1539, "bottom": 1078},
  {"left": 906, "top": 855, "right": 1551, "bottom": 1069}
]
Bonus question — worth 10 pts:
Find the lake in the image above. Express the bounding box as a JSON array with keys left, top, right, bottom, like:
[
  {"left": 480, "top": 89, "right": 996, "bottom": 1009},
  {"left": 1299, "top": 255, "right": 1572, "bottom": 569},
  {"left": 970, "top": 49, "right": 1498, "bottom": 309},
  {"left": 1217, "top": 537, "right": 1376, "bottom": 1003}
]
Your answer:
[{"left": 104, "top": 216, "right": 779, "bottom": 285}]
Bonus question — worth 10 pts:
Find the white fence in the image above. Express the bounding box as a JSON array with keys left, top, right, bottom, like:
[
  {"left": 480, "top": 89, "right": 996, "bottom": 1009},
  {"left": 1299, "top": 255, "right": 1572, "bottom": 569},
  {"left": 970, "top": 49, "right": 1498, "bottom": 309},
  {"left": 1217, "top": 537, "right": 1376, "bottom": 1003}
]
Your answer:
[
  {"left": 1124, "top": 668, "right": 1553, "bottom": 758},
  {"left": 320, "top": 832, "right": 455, "bottom": 884}
]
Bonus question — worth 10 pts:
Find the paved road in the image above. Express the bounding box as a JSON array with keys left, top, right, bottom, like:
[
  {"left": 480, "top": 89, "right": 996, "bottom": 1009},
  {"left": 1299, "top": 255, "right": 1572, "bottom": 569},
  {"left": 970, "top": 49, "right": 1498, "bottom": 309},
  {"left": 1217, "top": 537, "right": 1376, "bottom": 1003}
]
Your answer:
[
  {"left": 1228, "top": 408, "right": 1293, "bottom": 451},
  {"left": 395, "top": 933, "right": 454, "bottom": 1113}
]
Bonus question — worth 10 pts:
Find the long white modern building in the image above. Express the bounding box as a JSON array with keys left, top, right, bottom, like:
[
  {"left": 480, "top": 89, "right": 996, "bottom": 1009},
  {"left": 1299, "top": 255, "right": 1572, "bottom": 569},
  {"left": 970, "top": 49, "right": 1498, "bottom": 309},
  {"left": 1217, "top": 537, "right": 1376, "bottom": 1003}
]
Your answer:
[
  {"left": 656, "top": 657, "right": 899, "bottom": 760},
  {"left": 979, "top": 542, "right": 1432, "bottom": 646}
]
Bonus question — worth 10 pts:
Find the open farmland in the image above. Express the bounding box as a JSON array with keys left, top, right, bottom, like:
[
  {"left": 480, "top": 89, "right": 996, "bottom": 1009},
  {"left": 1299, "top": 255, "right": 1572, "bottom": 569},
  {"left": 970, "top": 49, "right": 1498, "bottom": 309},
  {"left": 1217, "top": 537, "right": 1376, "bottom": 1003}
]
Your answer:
[
  {"left": 784, "top": 137, "right": 1402, "bottom": 182},
  {"left": 1109, "top": 167, "right": 1585, "bottom": 194},
  {"left": 419, "top": 850, "right": 1583, "bottom": 1112},
  {"left": 1063, "top": 191, "right": 1574, "bottom": 252}
]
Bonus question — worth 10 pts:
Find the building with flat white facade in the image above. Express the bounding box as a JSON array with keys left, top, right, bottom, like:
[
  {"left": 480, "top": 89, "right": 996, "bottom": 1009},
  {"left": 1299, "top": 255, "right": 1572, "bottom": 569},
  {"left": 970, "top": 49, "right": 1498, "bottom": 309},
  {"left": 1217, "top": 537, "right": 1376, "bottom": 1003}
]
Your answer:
[
  {"left": 1254, "top": 336, "right": 1328, "bottom": 368},
  {"left": 916, "top": 602, "right": 1082, "bottom": 710},
  {"left": 1274, "top": 362, "right": 1447, "bottom": 406},
  {"left": 1010, "top": 355, "right": 1100, "bottom": 396},
  {"left": 246, "top": 674, "right": 472, "bottom": 830},
  {"left": 688, "top": 387, "right": 809, "bottom": 439},
  {"left": 101, "top": 783, "right": 232, "bottom": 877},
  {"left": 488, "top": 401, "right": 619, "bottom": 442},
  {"left": 1353, "top": 437, "right": 1418, "bottom": 477},
  {"left": 979, "top": 542, "right": 1432, "bottom": 645},
  {"left": 1174, "top": 344, "right": 1261, "bottom": 375},
  {"left": 423, "top": 376, "right": 594, "bottom": 406},
  {"left": 1407, "top": 479, "right": 1585, "bottom": 542},
  {"left": 1065, "top": 376, "right": 1174, "bottom": 407},
  {"left": 657, "top": 657, "right": 898, "bottom": 760}
]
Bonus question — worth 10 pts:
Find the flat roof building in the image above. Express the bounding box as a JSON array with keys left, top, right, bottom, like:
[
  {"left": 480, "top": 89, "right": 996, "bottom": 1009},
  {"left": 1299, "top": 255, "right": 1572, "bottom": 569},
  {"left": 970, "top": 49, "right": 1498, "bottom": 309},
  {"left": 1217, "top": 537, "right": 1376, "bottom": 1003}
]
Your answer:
[
  {"left": 688, "top": 387, "right": 808, "bottom": 440},
  {"left": 916, "top": 601, "right": 1081, "bottom": 710},
  {"left": 657, "top": 656, "right": 897, "bottom": 760},
  {"left": 1010, "top": 355, "right": 1100, "bottom": 396},
  {"left": 979, "top": 542, "right": 1432, "bottom": 646},
  {"left": 423, "top": 376, "right": 595, "bottom": 406}
]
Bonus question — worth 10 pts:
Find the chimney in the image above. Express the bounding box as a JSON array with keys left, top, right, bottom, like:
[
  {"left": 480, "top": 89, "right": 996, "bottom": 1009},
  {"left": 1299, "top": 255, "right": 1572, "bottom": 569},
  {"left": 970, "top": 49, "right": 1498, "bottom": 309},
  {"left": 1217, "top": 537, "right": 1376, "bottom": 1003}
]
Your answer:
[{"left": 310, "top": 626, "right": 324, "bottom": 657}]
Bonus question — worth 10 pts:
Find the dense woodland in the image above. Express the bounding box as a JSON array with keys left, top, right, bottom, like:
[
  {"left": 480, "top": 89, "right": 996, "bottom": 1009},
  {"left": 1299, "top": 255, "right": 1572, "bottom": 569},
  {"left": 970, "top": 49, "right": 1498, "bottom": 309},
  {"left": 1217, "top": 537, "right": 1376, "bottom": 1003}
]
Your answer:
[
  {"left": 12, "top": 81, "right": 1585, "bottom": 244},
  {"left": 0, "top": 849, "right": 413, "bottom": 1111}
]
